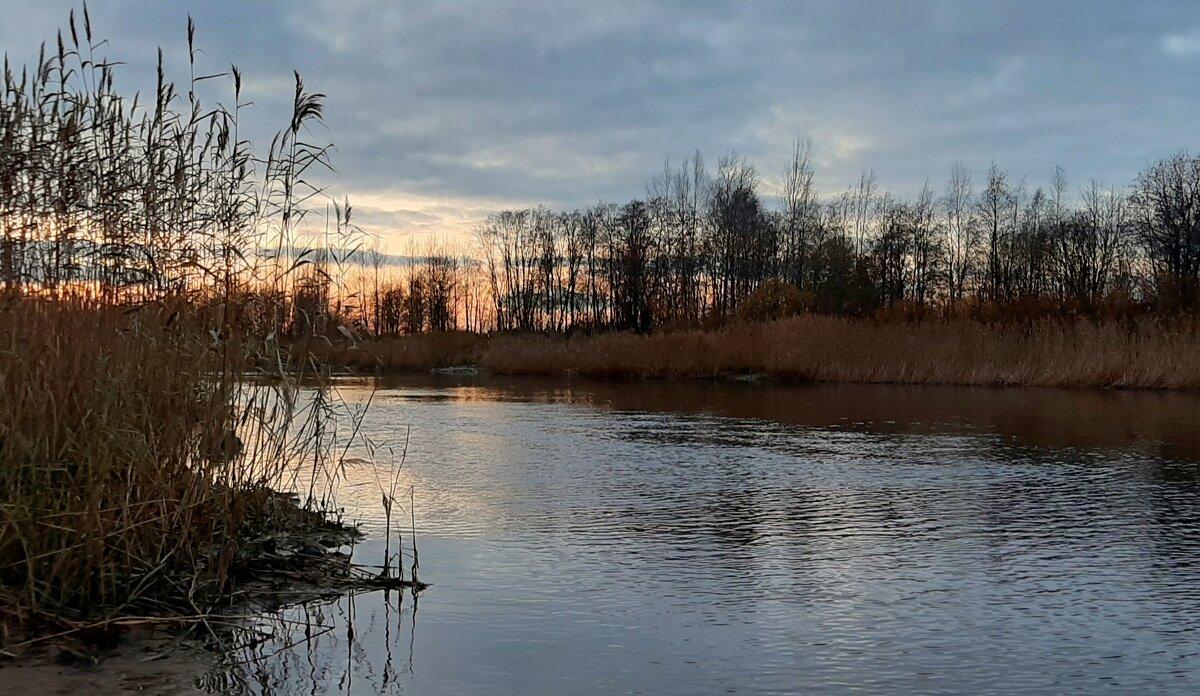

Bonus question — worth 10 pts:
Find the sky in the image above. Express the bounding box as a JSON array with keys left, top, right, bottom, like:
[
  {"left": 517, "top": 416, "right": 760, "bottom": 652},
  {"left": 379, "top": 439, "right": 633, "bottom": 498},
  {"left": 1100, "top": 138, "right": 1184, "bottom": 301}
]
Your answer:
[{"left": 3, "top": 0, "right": 1200, "bottom": 246}]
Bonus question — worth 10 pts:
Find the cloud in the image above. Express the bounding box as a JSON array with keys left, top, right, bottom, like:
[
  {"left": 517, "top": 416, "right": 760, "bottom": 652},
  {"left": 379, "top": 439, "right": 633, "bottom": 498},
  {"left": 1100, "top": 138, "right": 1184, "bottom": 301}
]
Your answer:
[
  {"left": 962, "top": 56, "right": 1029, "bottom": 104},
  {"left": 1163, "top": 30, "right": 1200, "bottom": 58},
  {"left": 343, "top": 189, "right": 538, "bottom": 241},
  {"left": 5, "top": 1, "right": 1200, "bottom": 247}
]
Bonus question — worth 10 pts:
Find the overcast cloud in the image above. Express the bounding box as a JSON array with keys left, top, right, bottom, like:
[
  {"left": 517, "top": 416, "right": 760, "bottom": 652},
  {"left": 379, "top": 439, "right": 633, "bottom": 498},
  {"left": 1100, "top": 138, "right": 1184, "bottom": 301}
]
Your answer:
[{"left": 3, "top": 0, "right": 1200, "bottom": 243}]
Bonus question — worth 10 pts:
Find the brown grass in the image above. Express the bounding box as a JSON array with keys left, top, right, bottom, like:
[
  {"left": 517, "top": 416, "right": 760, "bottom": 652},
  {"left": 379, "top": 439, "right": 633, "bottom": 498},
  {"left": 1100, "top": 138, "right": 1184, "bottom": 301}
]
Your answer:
[
  {"left": 0, "top": 297, "right": 342, "bottom": 640},
  {"left": 0, "top": 7, "right": 377, "bottom": 649},
  {"left": 475, "top": 315, "right": 1200, "bottom": 389},
  {"left": 313, "top": 332, "right": 487, "bottom": 372}
]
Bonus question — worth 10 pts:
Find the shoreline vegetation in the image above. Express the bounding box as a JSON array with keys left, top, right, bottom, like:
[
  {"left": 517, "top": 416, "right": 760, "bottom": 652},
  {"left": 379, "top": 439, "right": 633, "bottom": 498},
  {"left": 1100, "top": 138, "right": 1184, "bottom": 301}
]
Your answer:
[
  {"left": 273, "top": 95, "right": 1200, "bottom": 396},
  {"left": 320, "top": 314, "right": 1200, "bottom": 389},
  {"left": 0, "top": 298, "right": 420, "bottom": 660},
  {"left": 3, "top": 0, "right": 1200, "bottom": 676},
  {"left": 0, "top": 5, "right": 417, "bottom": 665}
]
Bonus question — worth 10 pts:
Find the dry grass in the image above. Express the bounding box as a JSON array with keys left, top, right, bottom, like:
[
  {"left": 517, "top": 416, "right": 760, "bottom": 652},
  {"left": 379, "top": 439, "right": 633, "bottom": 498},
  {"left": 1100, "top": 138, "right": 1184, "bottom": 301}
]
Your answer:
[
  {"left": 478, "top": 315, "right": 1200, "bottom": 389},
  {"left": 314, "top": 332, "right": 487, "bottom": 372},
  {"left": 0, "top": 7, "right": 381, "bottom": 650},
  {"left": 0, "top": 297, "right": 343, "bottom": 634}
]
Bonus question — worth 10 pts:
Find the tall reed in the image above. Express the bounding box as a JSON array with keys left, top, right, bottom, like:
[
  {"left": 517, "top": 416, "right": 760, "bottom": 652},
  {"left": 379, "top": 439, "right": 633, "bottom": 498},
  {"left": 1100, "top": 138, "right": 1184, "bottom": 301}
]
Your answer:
[
  {"left": 0, "top": 5, "right": 369, "bottom": 638},
  {"left": 479, "top": 315, "right": 1200, "bottom": 389},
  {"left": 2, "top": 298, "right": 310, "bottom": 616}
]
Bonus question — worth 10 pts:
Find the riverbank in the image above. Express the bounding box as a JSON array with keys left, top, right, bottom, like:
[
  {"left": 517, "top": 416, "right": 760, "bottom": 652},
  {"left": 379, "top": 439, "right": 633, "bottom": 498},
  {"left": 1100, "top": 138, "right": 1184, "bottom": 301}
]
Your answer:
[
  {"left": 334, "top": 315, "right": 1200, "bottom": 389},
  {"left": 0, "top": 298, "right": 420, "bottom": 666},
  {"left": 0, "top": 641, "right": 213, "bottom": 696},
  {"left": 0, "top": 8, "right": 418, "bottom": 681}
]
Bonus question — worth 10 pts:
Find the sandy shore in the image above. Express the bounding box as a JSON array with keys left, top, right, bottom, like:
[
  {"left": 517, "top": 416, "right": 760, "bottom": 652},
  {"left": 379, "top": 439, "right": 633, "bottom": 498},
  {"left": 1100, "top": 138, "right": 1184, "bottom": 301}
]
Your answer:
[{"left": 0, "top": 636, "right": 212, "bottom": 695}]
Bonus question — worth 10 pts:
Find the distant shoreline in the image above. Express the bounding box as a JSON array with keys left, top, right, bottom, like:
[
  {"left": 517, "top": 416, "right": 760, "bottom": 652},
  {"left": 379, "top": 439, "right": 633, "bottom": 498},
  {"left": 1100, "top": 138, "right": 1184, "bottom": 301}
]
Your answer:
[{"left": 316, "top": 314, "right": 1200, "bottom": 390}]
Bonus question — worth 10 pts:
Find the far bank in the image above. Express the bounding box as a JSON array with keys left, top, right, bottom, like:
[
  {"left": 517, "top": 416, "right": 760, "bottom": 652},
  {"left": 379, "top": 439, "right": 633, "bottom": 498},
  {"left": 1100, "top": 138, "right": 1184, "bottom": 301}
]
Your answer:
[{"left": 315, "top": 314, "right": 1200, "bottom": 390}]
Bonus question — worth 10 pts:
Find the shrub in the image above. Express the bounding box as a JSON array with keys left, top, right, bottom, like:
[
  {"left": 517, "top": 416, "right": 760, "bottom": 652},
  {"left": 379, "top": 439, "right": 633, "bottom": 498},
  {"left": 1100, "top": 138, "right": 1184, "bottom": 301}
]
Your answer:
[{"left": 735, "top": 279, "right": 810, "bottom": 323}]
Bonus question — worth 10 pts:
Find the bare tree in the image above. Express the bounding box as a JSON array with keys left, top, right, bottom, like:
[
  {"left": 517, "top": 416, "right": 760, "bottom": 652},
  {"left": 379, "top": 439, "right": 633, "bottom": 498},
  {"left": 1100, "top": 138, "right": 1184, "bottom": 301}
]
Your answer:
[
  {"left": 845, "top": 171, "right": 879, "bottom": 258},
  {"left": 978, "top": 163, "right": 1014, "bottom": 302},
  {"left": 780, "top": 139, "right": 819, "bottom": 288},
  {"left": 1057, "top": 180, "right": 1128, "bottom": 305},
  {"left": 909, "top": 183, "right": 941, "bottom": 305},
  {"left": 943, "top": 163, "right": 978, "bottom": 305},
  {"left": 1131, "top": 153, "right": 1200, "bottom": 310}
]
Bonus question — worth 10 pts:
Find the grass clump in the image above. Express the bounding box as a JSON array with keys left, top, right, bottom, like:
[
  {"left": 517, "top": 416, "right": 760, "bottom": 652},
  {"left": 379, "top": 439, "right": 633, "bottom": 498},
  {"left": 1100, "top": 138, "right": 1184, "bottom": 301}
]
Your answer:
[
  {"left": 0, "top": 297, "right": 332, "bottom": 628},
  {"left": 0, "top": 5, "right": 385, "bottom": 649},
  {"left": 312, "top": 331, "right": 487, "bottom": 373},
  {"left": 476, "top": 315, "right": 1200, "bottom": 388}
]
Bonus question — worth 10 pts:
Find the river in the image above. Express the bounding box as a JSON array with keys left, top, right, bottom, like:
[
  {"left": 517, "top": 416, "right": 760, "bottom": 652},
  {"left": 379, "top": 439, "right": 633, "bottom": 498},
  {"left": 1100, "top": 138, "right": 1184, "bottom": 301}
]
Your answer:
[{"left": 212, "top": 376, "right": 1200, "bottom": 695}]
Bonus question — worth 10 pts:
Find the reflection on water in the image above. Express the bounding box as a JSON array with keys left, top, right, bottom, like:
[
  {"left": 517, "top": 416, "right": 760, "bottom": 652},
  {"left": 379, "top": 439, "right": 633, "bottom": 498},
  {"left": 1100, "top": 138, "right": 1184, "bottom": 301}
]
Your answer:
[
  {"left": 216, "top": 376, "right": 1200, "bottom": 695},
  {"left": 202, "top": 588, "right": 420, "bottom": 695}
]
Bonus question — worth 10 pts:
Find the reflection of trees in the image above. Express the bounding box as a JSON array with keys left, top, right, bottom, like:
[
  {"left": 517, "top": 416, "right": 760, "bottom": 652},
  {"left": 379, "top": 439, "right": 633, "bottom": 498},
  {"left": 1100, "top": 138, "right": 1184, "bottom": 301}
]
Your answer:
[
  {"left": 366, "top": 374, "right": 1200, "bottom": 460},
  {"left": 579, "top": 401, "right": 1200, "bottom": 615}
]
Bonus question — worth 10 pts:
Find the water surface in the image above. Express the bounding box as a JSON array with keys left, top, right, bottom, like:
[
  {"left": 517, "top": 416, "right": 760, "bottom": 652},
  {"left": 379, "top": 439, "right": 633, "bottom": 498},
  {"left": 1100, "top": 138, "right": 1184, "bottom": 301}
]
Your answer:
[{"left": 219, "top": 377, "right": 1200, "bottom": 695}]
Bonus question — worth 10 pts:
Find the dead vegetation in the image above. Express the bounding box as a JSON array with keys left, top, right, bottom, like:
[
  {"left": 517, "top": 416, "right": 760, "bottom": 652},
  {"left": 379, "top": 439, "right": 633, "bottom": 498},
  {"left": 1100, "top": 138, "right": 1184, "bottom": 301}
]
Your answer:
[
  {"left": 312, "top": 331, "right": 487, "bottom": 372},
  {"left": 0, "top": 5, "right": 420, "bottom": 655},
  {"left": 474, "top": 315, "right": 1200, "bottom": 388}
]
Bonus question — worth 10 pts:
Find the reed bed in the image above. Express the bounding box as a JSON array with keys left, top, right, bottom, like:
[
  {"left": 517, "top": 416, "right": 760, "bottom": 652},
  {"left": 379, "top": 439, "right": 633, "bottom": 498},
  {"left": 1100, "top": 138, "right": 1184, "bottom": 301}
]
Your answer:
[
  {"left": 0, "top": 297, "right": 348, "bottom": 638},
  {"left": 315, "top": 332, "right": 486, "bottom": 372},
  {"left": 0, "top": 6, "right": 391, "bottom": 649},
  {"left": 477, "top": 316, "right": 1200, "bottom": 389}
]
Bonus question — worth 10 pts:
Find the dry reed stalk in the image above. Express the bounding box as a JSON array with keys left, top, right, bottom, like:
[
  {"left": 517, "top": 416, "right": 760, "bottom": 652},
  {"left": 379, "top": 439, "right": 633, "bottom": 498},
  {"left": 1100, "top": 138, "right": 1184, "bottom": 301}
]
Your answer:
[
  {"left": 0, "top": 297, "right": 356, "bottom": 628},
  {"left": 314, "top": 332, "right": 487, "bottom": 372},
  {"left": 0, "top": 5, "right": 379, "bottom": 644},
  {"left": 476, "top": 315, "right": 1200, "bottom": 389}
]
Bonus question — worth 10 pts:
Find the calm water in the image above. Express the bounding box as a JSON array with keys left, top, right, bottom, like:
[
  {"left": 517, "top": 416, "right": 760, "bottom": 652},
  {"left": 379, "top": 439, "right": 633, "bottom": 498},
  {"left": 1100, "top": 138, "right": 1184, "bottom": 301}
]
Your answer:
[{"left": 216, "top": 377, "right": 1200, "bottom": 695}]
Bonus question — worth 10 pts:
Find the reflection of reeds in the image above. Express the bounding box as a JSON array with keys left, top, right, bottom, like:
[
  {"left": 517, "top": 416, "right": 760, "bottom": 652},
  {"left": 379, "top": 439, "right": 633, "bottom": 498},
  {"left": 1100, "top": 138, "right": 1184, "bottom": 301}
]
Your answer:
[
  {"left": 203, "top": 586, "right": 420, "bottom": 694},
  {"left": 477, "top": 316, "right": 1200, "bottom": 388}
]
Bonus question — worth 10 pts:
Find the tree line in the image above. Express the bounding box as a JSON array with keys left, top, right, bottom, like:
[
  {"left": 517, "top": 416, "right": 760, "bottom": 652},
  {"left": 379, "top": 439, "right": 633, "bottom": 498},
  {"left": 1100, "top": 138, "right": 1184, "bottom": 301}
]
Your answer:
[
  {"left": 5, "top": 11, "right": 1199, "bottom": 338},
  {"left": 465, "top": 144, "right": 1200, "bottom": 333}
]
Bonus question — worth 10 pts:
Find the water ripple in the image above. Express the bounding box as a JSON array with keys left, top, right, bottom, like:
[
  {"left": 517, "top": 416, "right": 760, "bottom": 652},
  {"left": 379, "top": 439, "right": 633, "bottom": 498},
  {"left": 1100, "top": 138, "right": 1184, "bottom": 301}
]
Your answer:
[{"left": 228, "top": 378, "right": 1200, "bottom": 695}]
